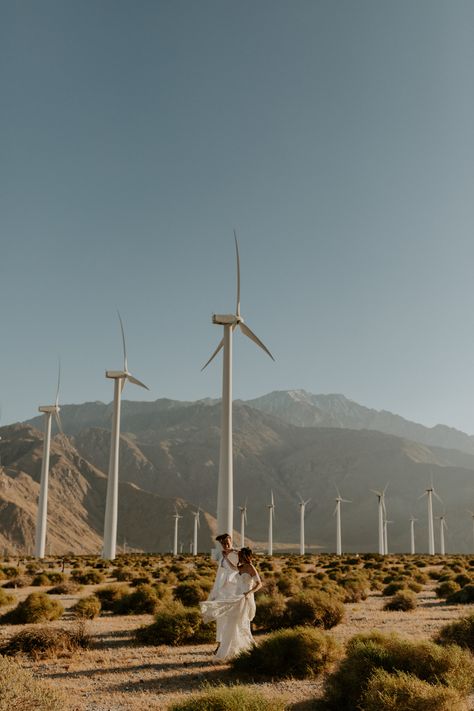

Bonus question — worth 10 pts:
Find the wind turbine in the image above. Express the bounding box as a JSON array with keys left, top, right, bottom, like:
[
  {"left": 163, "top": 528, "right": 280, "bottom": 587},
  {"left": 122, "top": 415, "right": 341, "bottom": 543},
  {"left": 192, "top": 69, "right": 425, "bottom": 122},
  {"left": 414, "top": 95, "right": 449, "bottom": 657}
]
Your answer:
[
  {"left": 238, "top": 501, "right": 248, "bottom": 547},
  {"left": 437, "top": 515, "right": 447, "bottom": 555},
  {"left": 334, "top": 487, "right": 351, "bottom": 556},
  {"left": 383, "top": 519, "right": 393, "bottom": 555},
  {"left": 192, "top": 508, "right": 200, "bottom": 556},
  {"left": 420, "top": 478, "right": 441, "bottom": 555},
  {"left": 371, "top": 486, "right": 388, "bottom": 555},
  {"left": 34, "top": 363, "right": 63, "bottom": 558},
  {"left": 298, "top": 494, "right": 311, "bottom": 556},
  {"left": 173, "top": 509, "right": 182, "bottom": 556},
  {"left": 102, "top": 313, "right": 149, "bottom": 561},
  {"left": 267, "top": 491, "right": 275, "bottom": 556},
  {"left": 202, "top": 233, "right": 274, "bottom": 549},
  {"left": 409, "top": 516, "right": 417, "bottom": 555}
]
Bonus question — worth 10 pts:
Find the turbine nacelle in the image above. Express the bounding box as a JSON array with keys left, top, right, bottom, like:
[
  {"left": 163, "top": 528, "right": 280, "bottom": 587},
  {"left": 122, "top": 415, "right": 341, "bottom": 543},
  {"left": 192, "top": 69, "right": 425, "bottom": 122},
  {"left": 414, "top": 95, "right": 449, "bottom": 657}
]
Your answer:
[
  {"left": 38, "top": 405, "right": 60, "bottom": 414},
  {"left": 212, "top": 314, "right": 242, "bottom": 326}
]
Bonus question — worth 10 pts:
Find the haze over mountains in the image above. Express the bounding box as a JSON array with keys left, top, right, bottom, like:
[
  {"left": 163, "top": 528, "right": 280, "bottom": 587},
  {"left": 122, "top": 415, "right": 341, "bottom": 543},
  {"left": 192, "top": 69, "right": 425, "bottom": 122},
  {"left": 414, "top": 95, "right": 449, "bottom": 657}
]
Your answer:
[{"left": 1, "top": 391, "right": 473, "bottom": 555}]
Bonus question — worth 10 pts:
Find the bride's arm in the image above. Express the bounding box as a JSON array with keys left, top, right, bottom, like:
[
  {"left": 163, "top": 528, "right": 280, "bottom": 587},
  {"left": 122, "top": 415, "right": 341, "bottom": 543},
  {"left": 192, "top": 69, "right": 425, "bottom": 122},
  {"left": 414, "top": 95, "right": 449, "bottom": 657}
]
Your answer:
[{"left": 244, "top": 566, "right": 263, "bottom": 596}]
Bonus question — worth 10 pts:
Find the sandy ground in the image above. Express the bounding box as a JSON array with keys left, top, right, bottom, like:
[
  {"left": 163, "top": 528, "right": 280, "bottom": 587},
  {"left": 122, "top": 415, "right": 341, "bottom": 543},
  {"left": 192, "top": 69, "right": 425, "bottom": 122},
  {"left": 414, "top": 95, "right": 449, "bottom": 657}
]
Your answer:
[{"left": 1, "top": 580, "right": 474, "bottom": 710}]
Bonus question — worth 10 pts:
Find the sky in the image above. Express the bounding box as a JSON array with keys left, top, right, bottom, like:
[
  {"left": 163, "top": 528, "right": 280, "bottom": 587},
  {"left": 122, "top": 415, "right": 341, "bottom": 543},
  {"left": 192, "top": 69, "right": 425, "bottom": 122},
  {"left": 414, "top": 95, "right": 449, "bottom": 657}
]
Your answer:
[{"left": 1, "top": 0, "right": 474, "bottom": 432}]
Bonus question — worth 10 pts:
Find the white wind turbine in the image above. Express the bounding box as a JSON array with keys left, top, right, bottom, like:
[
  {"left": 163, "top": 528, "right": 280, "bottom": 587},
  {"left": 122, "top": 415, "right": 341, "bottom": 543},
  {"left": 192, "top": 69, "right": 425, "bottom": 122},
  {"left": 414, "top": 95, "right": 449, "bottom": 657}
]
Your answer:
[
  {"left": 34, "top": 364, "right": 63, "bottom": 558},
  {"left": 192, "top": 508, "right": 200, "bottom": 556},
  {"left": 239, "top": 501, "right": 248, "bottom": 547},
  {"left": 334, "top": 487, "right": 351, "bottom": 556},
  {"left": 437, "top": 515, "right": 447, "bottom": 556},
  {"left": 267, "top": 491, "right": 275, "bottom": 556},
  {"left": 298, "top": 494, "right": 311, "bottom": 556},
  {"left": 371, "top": 486, "right": 388, "bottom": 555},
  {"left": 410, "top": 516, "right": 417, "bottom": 555},
  {"left": 420, "top": 478, "right": 441, "bottom": 555},
  {"left": 383, "top": 518, "right": 393, "bottom": 555},
  {"left": 103, "top": 314, "right": 149, "bottom": 560},
  {"left": 202, "top": 233, "right": 274, "bottom": 549},
  {"left": 173, "top": 509, "right": 182, "bottom": 556}
]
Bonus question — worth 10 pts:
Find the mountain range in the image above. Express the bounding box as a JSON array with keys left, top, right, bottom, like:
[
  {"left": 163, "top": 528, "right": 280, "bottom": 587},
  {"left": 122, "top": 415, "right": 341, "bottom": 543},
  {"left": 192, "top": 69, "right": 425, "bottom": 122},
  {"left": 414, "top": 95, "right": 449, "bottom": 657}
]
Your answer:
[{"left": 0, "top": 391, "right": 473, "bottom": 555}]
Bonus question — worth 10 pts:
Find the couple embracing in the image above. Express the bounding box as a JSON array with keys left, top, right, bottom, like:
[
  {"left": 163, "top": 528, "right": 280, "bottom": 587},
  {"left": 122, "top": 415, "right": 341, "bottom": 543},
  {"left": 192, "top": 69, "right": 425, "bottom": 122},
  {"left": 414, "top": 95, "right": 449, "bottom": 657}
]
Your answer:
[{"left": 200, "top": 533, "right": 262, "bottom": 660}]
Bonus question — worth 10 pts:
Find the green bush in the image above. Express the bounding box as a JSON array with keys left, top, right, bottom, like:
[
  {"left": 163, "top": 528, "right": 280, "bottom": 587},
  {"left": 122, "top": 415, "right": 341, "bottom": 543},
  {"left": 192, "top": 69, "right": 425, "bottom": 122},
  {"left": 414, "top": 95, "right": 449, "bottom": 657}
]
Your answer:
[
  {"left": 47, "top": 581, "right": 82, "bottom": 595},
  {"left": 383, "top": 590, "right": 417, "bottom": 612},
  {"left": 436, "top": 581, "right": 460, "bottom": 599},
  {"left": 135, "top": 602, "right": 214, "bottom": 645},
  {"left": 232, "top": 626, "right": 341, "bottom": 679},
  {"left": 253, "top": 593, "right": 287, "bottom": 631},
  {"left": 168, "top": 684, "right": 285, "bottom": 711},
  {"left": 284, "top": 590, "right": 344, "bottom": 629},
  {"left": 71, "top": 569, "right": 105, "bottom": 585},
  {"left": 446, "top": 584, "right": 474, "bottom": 604},
  {"left": 113, "top": 584, "right": 160, "bottom": 615},
  {"left": 113, "top": 567, "right": 135, "bottom": 581},
  {"left": 2, "top": 623, "right": 90, "bottom": 659},
  {"left": 95, "top": 584, "right": 129, "bottom": 612},
  {"left": 276, "top": 575, "right": 301, "bottom": 596},
  {"left": 2, "top": 576, "right": 31, "bottom": 589},
  {"left": 32, "top": 573, "right": 51, "bottom": 587},
  {"left": 322, "top": 632, "right": 474, "bottom": 710},
  {"left": 339, "top": 576, "right": 370, "bottom": 603},
  {"left": 71, "top": 595, "right": 101, "bottom": 619},
  {"left": 173, "top": 582, "right": 209, "bottom": 607},
  {"left": 436, "top": 613, "right": 474, "bottom": 653},
  {"left": 1, "top": 592, "right": 64, "bottom": 625},
  {"left": 0, "top": 589, "right": 14, "bottom": 608},
  {"left": 361, "top": 668, "right": 468, "bottom": 711},
  {"left": 382, "top": 581, "right": 406, "bottom": 596},
  {"left": 0, "top": 654, "right": 65, "bottom": 709}
]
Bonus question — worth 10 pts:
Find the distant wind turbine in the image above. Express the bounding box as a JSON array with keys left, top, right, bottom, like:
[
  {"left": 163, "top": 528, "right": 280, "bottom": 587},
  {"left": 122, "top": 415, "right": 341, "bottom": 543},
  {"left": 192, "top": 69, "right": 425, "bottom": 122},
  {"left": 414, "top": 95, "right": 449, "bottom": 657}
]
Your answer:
[
  {"left": 437, "top": 515, "right": 447, "bottom": 556},
  {"left": 383, "top": 519, "right": 393, "bottom": 555},
  {"left": 298, "top": 494, "right": 311, "bottom": 556},
  {"left": 173, "top": 509, "right": 182, "bottom": 556},
  {"left": 334, "top": 487, "right": 351, "bottom": 556},
  {"left": 202, "top": 233, "right": 274, "bottom": 550},
  {"left": 371, "top": 486, "right": 388, "bottom": 555},
  {"left": 192, "top": 509, "right": 200, "bottom": 556},
  {"left": 239, "top": 501, "right": 248, "bottom": 547},
  {"left": 267, "top": 491, "right": 275, "bottom": 556},
  {"left": 103, "top": 313, "right": 149, "bottom": 561},
  {"left": 410, "top": 516, "right": 417, "bottom": 555},
  {"left": 420, "top": 478, "right": 441, "bottom": 555},
  {"left": 35, "top": 363, "right": 63, "bottom": 559}
]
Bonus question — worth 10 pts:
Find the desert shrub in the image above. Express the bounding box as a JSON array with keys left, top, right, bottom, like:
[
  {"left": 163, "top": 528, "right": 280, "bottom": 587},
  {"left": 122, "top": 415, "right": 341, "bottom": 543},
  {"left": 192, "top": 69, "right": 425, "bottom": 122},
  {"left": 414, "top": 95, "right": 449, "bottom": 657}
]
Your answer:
[
  {"left": 135, "top": 602, "right": 214, "bottom": 645},
  {"left": 113, "top": 584, "right": 160, "bottom": 615},
  {"left": 447, "top": 584, "right": 474, "bottom": 604},
  {"left": 276, "top": 575, "right": 301, "bottom": 596},
  {"left": 113, "top": 567, "right": 134, "bottom": 581},
  {"left": 322, "top": 632, "right": 474, "bottom": 711},
  {"left": 1, "top": 566, "right": 19, "bottom": 578},
  {"left": 253, "top": 593, "right": 287, "bottom": 631},
  {"left": 382, "top": 581, "right": 406, "bottom": 596},
  {"left": 2, "top": 623, "right": 91, "bottom": 659},
  {"left": 173, "top": 582, "right": 209, "bottom": 607},
  {"left": 1, "top": 592, "right": 64, "bottom": 625},
  {"left": 0, "top": 654, "right": 64, "bottom": 709},
  {"left": 95, "top": 584, "right": 129, "bottom": 611},
  {"left": 46, "top": 572, "right": 65, "bottom": 584},
  {"left": 284, "top": 590, "right": 344, "bottom": 629},
  {"left": 361, "top": 668, "right": 468, "bottom": 711},
  {"left": 232, "top": 626, "right": 341, "bottom": 679},
  {"left": 47, "top": 581, "right": 82, "bottom": 595},
  {"left": 436, "top": 581, "right": 460, "bottom": 599},
  {"left": 339, "top": 576, "right": 370, "bottom": 603},
  {"left": 2, "top": 576, "right": 31, "bottom": 589},
  {"left": 71, "top": 595, "right": 101, "bottom": 619},
  {"left": 407, "top": 581, "right": 423, "bottom": 593},
  {"left": 32, "top": 573, "right": 51, "bottom": 587},
  {"left": 0, "top": 589, "right": 14, "bottom": 607},
  {"left": 168, "top": 683, "right": 285, "bottom": 711},
  {"left": 71, "top": 569, "right": 105, "bottom": 585},
  {"left": 383, "top": 590, "right": 417, "bottom": 612},
  {"left": 436, "top": 613, "right": 474, "bottom": 652},
  {"left": 454, "top": 573, "right": 472, "bottom": 588}
]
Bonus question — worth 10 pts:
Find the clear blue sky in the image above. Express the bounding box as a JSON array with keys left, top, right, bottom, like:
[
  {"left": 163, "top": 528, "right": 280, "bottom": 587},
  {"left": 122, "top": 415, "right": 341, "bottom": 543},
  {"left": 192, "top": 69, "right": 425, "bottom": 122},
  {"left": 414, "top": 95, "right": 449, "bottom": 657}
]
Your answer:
[{"left": 2, "top": 0, "right": 474, "bottom": 432}]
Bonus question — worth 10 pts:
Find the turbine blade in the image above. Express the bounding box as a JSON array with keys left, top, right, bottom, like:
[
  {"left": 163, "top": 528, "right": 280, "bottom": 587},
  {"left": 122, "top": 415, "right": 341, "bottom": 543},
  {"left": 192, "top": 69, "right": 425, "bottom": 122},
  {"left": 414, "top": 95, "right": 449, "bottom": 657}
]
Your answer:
[
  {"left": 239, "top": 322, "right": 275, "bottom": 360},
  {"left": 333, "top": 504, "right": 338, "bottom": 516},
  {"left": 201, "top": 338, "right": 224, "bottom": 371},
  {"left": 433, "top": 489, "right": 443, "bottom": 504},
  {"left": 234, "top": 229, "right": 241, "bottom": 318},
  {"left": 271, "top": 490, "right": 274, "bottom": 507},
  {"left": 55, "top": 359, "right": 61, "bottom": 407},
  {"left": 335, "top": 484, "right": 341, "bottom": 498},
  {"left": 127, "top": 374, "right": 149, "bottom": 390},
  {"left": 54, "top": 411, "right": 63, "bottom": 435},
  {"left": 117, "top": 311, "right": 128, "bottom": 373}
]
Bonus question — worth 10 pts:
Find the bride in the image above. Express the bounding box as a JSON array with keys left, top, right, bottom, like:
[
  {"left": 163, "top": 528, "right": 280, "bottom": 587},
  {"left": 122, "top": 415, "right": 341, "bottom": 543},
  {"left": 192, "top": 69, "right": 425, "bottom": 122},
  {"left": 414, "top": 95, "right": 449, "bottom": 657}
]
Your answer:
[{"left": 200, "top": 547, "right": 262, "bottom": 660}]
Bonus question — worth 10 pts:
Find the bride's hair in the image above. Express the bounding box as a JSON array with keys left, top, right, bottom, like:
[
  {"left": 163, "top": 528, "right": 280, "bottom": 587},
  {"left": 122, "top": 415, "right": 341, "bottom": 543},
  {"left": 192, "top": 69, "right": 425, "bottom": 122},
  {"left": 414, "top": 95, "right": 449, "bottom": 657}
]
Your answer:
[{"left": 238, "top": 547, "right": 253, "bottom": 565}]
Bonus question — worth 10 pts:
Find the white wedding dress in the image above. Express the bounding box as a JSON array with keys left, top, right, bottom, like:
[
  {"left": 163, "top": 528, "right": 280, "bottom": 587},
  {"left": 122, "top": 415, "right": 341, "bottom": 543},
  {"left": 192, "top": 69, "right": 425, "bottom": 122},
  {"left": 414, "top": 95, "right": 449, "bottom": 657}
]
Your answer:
[{"left": 200, "top": 571, "right": 260, "bottom": 660}]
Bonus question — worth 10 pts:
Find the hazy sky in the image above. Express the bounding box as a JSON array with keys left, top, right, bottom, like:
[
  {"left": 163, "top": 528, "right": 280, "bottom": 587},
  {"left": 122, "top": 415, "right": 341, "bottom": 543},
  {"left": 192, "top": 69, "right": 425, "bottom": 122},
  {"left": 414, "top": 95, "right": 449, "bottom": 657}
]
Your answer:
[{"left": 2, "top": 1, "right": 474, "bottom": 432}]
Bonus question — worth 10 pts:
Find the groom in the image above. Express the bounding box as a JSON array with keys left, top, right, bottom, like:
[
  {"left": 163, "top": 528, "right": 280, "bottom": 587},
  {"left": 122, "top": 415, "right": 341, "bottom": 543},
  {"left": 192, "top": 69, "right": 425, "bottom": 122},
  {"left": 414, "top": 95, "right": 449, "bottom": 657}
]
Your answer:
[{"left": 208, "top": 533, "right": 239, "bottom": 652}]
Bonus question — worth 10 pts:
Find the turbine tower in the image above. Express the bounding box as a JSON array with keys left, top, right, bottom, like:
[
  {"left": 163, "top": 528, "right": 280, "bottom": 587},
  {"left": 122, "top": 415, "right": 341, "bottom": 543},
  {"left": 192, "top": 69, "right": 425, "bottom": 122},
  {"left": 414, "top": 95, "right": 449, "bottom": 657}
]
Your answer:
[
  {"left": 298, "top": 495, "right": 311, "bottom": 556},
  {"left": 267, "top": 491, "right": 275, "bottom": 556},
  {"left": 202, "top": 233, "right": 274, "bottom": 549},
  {"left": 239, "top": 502, "right": 248, "bottom": 547},
  {"left": 103, "top": 314, "right": 148, "bottom": 560},
  {"left": 173, "top": 509, "right": 182, "bottom": 556},
  {"left": 437, "top": 515, "right": 447, "bottom": 556},
  {"left": 334, "top": 488, "right": 351, "bottom": 556},
  {"left": 34, "top": 364, "right": 62, "bottom": 558},
  {"left": 371, "top": 486, "right": 387, "bottom": 555},
  {"left": 192, "top": 509, "right": 200, "bottom": 556},
  {"left": 410, "top": 516, "right": 417, "bottom": 555},
  {"left": 420, "top": 479, "right": 441, "bottom": 555},
  {"left": 383, "top": 519, "right": 393, "bottom": 555}
]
